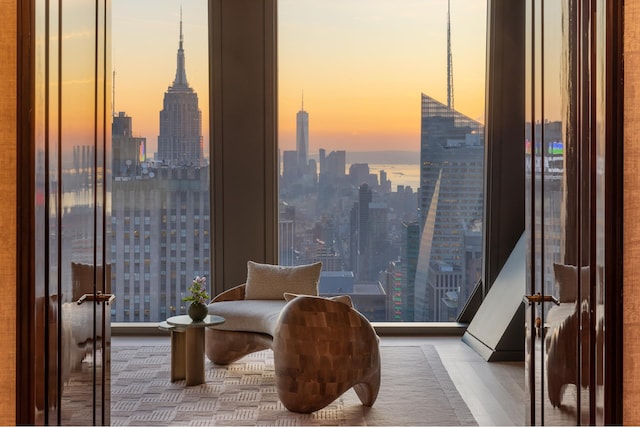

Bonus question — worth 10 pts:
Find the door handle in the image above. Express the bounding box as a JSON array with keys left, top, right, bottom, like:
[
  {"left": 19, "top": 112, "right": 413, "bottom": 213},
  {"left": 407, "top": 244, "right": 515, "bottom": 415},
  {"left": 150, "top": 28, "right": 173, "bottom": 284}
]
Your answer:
[
  {"left": 77, "top": 291, "right": 116, "bottom": 305},
  {"left": 523, "top": 293, "right": 560, "bottom": 306}
]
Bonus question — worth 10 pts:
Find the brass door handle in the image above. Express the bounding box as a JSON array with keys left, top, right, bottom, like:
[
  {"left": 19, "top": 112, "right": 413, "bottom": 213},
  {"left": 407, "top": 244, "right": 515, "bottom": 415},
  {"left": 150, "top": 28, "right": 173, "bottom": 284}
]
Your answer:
[
  {"left": 77, "top": 292, "right": 116, "bottom": 305},
  {"left": 523, "top": 293, "right": 560, "bottom": 306}
]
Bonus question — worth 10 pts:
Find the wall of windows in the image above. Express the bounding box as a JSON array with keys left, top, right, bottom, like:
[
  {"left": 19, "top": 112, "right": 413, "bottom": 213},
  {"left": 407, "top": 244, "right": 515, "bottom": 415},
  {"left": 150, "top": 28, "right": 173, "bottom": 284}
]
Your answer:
[{"left": 109, "top": 0, "right": 488, "bottom": 325}]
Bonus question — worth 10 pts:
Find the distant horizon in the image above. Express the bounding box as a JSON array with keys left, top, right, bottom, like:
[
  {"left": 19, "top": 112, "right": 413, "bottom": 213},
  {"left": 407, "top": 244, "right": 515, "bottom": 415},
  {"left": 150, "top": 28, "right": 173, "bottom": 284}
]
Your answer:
[
  {"left": 312, "top": 150, "right": 420, "bottom": 165},
  {"left": 113, "top": 0, "right": 487, "bottom": 155}
]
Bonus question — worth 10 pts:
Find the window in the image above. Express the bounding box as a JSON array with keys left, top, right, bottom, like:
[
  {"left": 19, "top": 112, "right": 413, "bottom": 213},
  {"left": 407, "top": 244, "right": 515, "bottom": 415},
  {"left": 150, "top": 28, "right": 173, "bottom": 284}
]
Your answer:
[
  {"left": 111, "top": 0, "right": 210, "bottom": 323},
  {"left": 278, "top": 0, "right": 487, "bottom": 322}
]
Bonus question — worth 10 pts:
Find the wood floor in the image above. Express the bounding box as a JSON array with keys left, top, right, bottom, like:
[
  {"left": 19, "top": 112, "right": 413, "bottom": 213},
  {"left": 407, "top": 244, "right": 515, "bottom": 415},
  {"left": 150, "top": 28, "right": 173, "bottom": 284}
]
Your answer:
[
  {"left": 113, "top": 335, "right": 525, "bottom": 426},
  {"left": 379, "top": 336, "right": 525, "bottom": 426}
]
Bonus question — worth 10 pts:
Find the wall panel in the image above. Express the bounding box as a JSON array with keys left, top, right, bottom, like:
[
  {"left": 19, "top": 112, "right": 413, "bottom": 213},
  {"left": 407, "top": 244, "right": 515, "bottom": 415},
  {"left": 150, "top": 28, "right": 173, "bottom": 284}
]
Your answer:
[
  {"left": 210, "top": 0, "right": 277, "bottom": 295},
  {"left": 0, "top": 0, "right": 18, "bottom": 424},
  {"left": 623, "top": 1, "right": 640, "bottom": 424}
]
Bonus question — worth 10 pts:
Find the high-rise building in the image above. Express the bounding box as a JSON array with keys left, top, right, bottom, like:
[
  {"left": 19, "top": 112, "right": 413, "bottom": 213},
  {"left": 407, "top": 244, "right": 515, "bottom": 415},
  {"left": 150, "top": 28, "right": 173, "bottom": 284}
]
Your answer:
[
  {"left": 379, "top": 169, "right": 391, "bottom": 193},
  {"left": 401, "top": 221, "right": 420, "bottom": 321},
  {"left": 320, "top": 150, "right": 346, "bottom": 185},
  {"left": 349, "top": 163, "right": 370, "bottom": 187},
  {"left": 352, "top": 184, "right": 371, "bottom": 280},
  {"left": 369, "top": 202, "right": 391, "bottom": 278},
  {"left": 110, "top": 166, "right": 210, "bottom": 322},
  {"left": 349, "top": 184, "right": 391, "bottom": 282},
  {"left": 111, "top": 16, "right": 210, "bottom": 322},
  {"left": 414, "top": 93, "right": 484, "bottom": 321},
  {"left": 319, "top": 148, "right": 326, "bottom": 175},
  {"left": 379, "top": 261, "right": 403, "bottom": 321},
  {"left": 296, "top": 98, "right": 309, "bottom": 176},
  {"left": 281, "top": 150, "right": 298, "bottom": 188},
  {"left": 112, "top": 112, "right": 146, "bottom": 178},
  {"left": 157, "top": 15, "right": 203, "bottom": 165},
  {"left": 279, "top": 203, "right": 296, "bottom": 266}
]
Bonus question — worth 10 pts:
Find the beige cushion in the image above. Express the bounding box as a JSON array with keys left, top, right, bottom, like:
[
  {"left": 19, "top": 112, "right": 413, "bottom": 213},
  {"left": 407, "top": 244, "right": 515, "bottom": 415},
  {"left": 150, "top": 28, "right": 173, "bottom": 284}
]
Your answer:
[
  {"left": 207, "top": 300, "right": 286, "bottom": 335},
  {"left": 553, "top": 263, "right": 576, "bottom": 302},
  {"left": 553, "top": 263, "right": 590, "bottom": 303},
  {"left": 283, "top": 292, "right": 353, "bottom": 307},
  {"left": 244, "top": 261, "right": 322, "bottom": 300}
]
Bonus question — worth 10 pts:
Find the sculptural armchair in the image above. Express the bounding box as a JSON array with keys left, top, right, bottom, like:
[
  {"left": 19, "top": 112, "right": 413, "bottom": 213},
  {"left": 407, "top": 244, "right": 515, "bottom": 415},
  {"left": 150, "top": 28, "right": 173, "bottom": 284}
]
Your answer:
[
  {"left": 274, "top": 294, "right": 381, "bottom": 413},
  {"left": 205, "top": 261, "right": 381, "bottom": 413}
]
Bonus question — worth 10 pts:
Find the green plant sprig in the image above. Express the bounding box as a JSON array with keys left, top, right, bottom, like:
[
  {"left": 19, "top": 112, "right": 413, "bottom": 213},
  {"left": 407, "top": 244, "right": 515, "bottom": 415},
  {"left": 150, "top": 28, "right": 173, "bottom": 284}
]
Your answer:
[{"left": 182, "top": 276, "right": 210, "bottom": 304}]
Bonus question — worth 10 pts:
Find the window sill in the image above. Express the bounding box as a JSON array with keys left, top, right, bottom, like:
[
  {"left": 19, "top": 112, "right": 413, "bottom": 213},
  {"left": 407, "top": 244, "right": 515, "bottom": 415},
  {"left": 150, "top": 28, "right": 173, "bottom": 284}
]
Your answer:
[{"left": 111, "top": 321, "right": 468, "bottom": 337}]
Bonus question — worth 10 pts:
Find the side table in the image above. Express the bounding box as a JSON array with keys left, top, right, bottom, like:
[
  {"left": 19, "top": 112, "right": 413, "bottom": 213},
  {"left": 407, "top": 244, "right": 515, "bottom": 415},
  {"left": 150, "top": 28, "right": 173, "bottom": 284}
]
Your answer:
[{"left": 161, "top": 314, "right": 225, "bottom": 386}]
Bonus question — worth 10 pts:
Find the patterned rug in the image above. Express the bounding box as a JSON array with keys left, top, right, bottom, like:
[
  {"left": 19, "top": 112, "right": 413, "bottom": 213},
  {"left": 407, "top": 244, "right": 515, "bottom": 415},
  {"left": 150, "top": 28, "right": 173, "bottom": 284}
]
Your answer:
[{"left": 111, "top": 345, "right": 477, "bottom": 426}]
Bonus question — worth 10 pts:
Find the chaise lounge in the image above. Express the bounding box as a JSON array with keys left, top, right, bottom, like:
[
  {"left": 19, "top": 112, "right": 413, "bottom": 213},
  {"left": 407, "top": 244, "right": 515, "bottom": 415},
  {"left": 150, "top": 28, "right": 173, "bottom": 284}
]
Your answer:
[{"left": 205, "top": 261, "right": 381, "bottom": 413}]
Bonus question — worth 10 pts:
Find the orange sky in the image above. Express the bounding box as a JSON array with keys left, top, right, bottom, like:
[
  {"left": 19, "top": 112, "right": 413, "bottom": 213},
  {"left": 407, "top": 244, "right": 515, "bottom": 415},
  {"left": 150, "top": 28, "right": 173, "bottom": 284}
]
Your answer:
[
  {"left": 113, "top": 0, "right": 487, "bottom": 157},
  {"left": 278, "top": 0, "right": 487, "bottom": 153}
]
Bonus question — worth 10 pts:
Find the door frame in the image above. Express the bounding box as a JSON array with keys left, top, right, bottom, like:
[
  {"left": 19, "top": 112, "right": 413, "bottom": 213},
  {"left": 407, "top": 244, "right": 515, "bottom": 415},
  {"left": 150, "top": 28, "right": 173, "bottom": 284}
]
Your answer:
[
  {"left": 605, "top": 0, "right": 623, "bottom": 422},
  {"left": 17, "top": 0, "right": 37, "bottom": 422}
]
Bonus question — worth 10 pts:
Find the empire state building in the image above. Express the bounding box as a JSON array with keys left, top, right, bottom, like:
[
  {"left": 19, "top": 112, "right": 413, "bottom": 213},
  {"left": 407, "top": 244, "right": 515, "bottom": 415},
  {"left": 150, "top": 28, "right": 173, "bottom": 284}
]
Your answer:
[{"left": 157, "top": 15, "right": 203, "bottom": 165}]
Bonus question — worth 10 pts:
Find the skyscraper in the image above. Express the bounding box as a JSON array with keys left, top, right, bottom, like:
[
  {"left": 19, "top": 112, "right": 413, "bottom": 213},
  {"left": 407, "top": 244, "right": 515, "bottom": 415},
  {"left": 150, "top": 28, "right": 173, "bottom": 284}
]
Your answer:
[
  {"left": 157, "top": 14, "right": 203, "bottom": 165},
  {"left": 110, "top": 167, "right": 210, "bottom": 322},
  {"left": 112, "top": 112, "right": 146, "bottom": 177},
  {"left": 279, "top": 203, "right": 296, "bottom": 266},
  {"left": 296, "top": 96, "right": 309, "bottom": 177},
  {"left": 412, "top": 2, "right": 485, "bottom": 321},
  {"left": 323, "top": 150, "right": 346, "bottom": 183},
  {"left": 356, "top": 184, "right": 372, "bottom": 280},
  {"left": 281, "top": 150, "right": 298, "bottom": 188},
  {"left": 111, "top": 15, "right": 210, "bottom": 322},
  {"left": 349, "top": 184, "right": 391, "bottom": 282},
  {"left": 401, "top": 221, "right": 420, "bottom": 321},
  {"left": 414, "top": 93, "right": 484, "bottom": 321}
]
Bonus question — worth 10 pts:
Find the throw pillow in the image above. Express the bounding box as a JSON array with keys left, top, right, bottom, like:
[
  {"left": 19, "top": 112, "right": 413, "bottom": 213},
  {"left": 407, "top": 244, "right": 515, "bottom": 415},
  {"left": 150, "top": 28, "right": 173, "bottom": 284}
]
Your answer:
[
  {"left": 283, "top": 292, "right": 353, "bottom": 307},
  {"left": 553, "top": 263, "right": 590, "bottom": 303},
  {"left": 244, "top": 261, "right": 322, "bottom": 300}
]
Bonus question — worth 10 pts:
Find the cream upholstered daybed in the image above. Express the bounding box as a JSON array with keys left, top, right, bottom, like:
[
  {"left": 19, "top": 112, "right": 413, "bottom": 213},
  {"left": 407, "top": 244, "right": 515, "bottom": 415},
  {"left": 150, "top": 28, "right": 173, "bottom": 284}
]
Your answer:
[{"left": 205, "top": 261, "right": 381, "bottom": 413}]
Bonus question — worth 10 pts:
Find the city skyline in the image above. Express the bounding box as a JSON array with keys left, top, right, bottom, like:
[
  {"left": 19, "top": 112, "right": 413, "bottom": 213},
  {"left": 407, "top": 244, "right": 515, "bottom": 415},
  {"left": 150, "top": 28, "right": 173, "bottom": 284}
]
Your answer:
[{"left": 112, "top": 0, "right": 487, "bottom": 155}]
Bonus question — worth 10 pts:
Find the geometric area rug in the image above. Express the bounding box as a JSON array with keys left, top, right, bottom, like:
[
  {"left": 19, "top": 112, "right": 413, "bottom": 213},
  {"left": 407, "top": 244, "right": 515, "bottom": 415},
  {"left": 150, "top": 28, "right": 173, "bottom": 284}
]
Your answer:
[{"left": 110, "top": 345, "right": 477, "bottom": 426}]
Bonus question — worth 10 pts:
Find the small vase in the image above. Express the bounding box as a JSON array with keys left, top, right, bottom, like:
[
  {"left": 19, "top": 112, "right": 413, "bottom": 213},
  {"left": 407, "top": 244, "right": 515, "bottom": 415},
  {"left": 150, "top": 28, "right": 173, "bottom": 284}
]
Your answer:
[{"left": 188, "top": 302, "right": 208, "bottom": 321}]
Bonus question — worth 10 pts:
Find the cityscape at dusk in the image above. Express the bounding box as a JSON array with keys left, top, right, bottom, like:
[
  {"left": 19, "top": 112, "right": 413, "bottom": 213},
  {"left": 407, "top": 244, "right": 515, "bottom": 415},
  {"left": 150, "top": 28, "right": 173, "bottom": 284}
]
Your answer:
[{"left": 107, "top": 0, "right": 490, "bottom": 322}]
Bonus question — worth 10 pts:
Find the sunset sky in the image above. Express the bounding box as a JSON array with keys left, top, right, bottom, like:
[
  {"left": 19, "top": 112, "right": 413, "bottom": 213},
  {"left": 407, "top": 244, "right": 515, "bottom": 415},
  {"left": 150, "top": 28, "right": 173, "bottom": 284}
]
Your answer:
[{"left": 112, "top": 0, "right": 487, "bottom": 157}]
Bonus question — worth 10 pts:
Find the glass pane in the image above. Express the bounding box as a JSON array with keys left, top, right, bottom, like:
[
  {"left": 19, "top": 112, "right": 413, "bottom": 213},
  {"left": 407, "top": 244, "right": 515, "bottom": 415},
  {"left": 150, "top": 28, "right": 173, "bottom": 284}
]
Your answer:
[
  {"left": 56, "top": 0, "right": 113, "bottom": 423},
  {"left": 540, "top": 0, "right": 582, "bottom": 424},
  {"left": 524, "top": 0, "right": 534, "bottom": 421},
  {"left": 34, "top": 0, "right": 111, "bottom": 423},
  {"left": 594, "top": 0, "right": 606, "bottom": 423},
  {"left": 34, "top": 0, "right": 55, "bottom": 421},
  {"left": 58, "top": 0, "right": 98, "bottom": 423},
  {"left": 278, "top": 0, "right": 487, "bottom": 322},
  {"left": 111, "top": 1, "right": 210, "bottom": 323},
  {"left": 95, "top": 0, "right": 110, "bottom": 421},
  {"left": 533, "top": 0, "right": 545, "bottom": 420}
]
